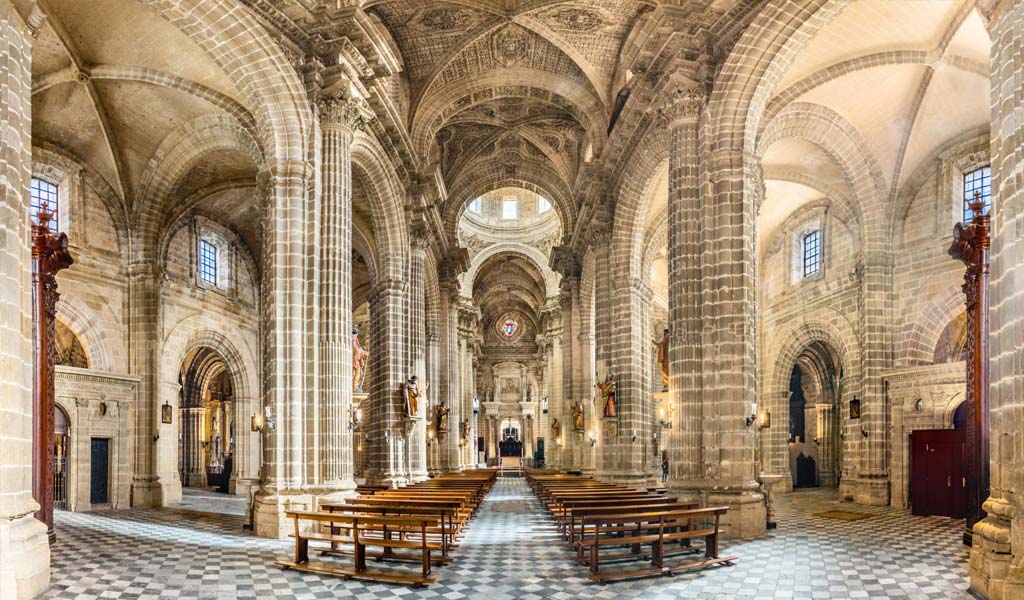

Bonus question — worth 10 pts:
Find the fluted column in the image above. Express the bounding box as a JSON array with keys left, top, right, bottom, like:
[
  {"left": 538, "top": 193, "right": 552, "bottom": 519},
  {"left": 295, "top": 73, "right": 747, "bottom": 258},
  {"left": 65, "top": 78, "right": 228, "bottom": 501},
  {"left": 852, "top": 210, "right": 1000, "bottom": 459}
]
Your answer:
[
  {"left": 365, "top": 278, "right": 409, "bottom": 487},
  {"left": 316, "top": 95, "right": 368, "bottom": 497},
  {"left": 970, "top": 4, "right": 1024, "bottom": 595},
  {"left": 663, "top": 82, "right": 764, "bottom": 538},
  {"left": 0, "top": 5, "right": 51, "bottom": 593},
  {"left": 252, "top": 159, "right": 319, "bottom": 538},
  {"left": 425, "top": 330, "right": 441, "bottom": 474},
  {"left": 406, "top": 237, "right": 429, "bottom": 481},
  {"left": 437, "top": 284, "right": 462, "bottom": 473}
]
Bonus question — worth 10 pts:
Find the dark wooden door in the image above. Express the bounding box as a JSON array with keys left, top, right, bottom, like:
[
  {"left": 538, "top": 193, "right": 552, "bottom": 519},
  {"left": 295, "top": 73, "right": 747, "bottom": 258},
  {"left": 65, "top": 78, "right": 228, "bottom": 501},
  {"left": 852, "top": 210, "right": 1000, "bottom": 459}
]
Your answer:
[
  {"left": 90, "top": 438, "right": 110, "bottom": 505},
  {"left": 911, "top": 429, "right": 965, "bottom": 518}
]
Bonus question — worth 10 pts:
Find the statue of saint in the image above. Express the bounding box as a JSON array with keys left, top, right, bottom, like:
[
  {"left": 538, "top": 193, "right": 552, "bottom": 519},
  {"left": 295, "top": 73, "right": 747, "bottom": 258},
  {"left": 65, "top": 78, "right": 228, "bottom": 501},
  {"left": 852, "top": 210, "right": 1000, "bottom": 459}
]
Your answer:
[
  {"left": 352, "top": 327, "right": 368, "bottom": 392},
  {"left": 462, "top": 418, "right": 472, "bottom": 441},
  {"left": 572, "top": 400, "right": 584, "bottom": 431},
  {"left": 652, "top": 328, "right": 669, "bottom": 390},
  {"left": 405, "top": 375, "right": 424, "bottom": 417},
  {"left": 551, "top": 418, "right": 560, "bottom": 440},
  {"left": 597, "top": 374, "right": 618, "bottom": 419},
  {"left": 436, "top": 400, "right": 450, "bottom": 432}
]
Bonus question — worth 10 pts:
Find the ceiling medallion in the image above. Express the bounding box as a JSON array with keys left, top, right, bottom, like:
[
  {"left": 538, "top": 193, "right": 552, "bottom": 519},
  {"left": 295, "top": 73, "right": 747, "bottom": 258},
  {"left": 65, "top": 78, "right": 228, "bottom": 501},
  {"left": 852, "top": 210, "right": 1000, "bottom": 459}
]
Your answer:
[
  {"left": 546, "top": 8, "right": 604, "bottom": 31},
  {"left": 492, "top": 26, "right": 532, "bottom": 68},
  {"left": 412, "top": 7, "right": 476, "bottom": 32}
]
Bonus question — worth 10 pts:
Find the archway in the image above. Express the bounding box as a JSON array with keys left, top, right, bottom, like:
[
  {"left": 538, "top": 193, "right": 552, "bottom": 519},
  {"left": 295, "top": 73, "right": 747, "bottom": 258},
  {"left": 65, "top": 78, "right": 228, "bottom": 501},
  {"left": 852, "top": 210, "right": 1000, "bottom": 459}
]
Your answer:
[
  {"left": 787, "top": 340, "right": 843, "bottom": 490},
  {"left": 54, "top": 404, "right": 70, "bottom": 511},
  {"left": 177, "top": 347, "right": 236, "bottom": 492}
]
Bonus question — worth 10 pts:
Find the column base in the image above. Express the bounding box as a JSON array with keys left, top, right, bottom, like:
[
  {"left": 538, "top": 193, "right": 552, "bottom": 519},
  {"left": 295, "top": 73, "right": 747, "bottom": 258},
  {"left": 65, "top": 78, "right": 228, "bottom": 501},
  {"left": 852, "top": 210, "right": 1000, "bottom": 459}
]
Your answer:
[
  {"left": 970, "top": 497, "right": 1015, "bottom": 599},
  {"left": 230, "top": 476, "right": 260, "bottom": 498},
  {"left": 0, "top": 512, "right": 50, "bottom": 600},
  {"left": 849, "top": 476, "right": 890, "bottom": 506},
  {"left": 668, "top": 482, "right": 766, "bottom": 540},
  {"left": 131, "top": 475, "right": 182, "bottom": 507},
  {"left": 252, "top": 482, "right": 359, "bottom": 539}
]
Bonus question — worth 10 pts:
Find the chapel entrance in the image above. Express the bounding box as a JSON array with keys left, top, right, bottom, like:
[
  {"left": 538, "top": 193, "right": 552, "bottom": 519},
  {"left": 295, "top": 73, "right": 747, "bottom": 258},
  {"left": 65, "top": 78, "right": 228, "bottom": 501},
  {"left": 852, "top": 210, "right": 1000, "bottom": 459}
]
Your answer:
[
  {"left": 787, "top": 341, "right": 842, "bottom": 489},
  {"left": 177, "top": 347, "right": 236, "bottom": 492}
]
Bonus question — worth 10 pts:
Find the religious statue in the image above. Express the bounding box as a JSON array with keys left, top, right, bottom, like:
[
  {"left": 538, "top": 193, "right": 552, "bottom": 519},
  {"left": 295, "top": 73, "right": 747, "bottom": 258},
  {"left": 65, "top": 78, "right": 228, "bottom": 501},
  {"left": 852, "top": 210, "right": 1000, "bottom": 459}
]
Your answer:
[
  {"left": 436, "top": 400, "right": 450, "bottom": 432},
  {"left": 572, "top": 400, "right": 584, "bottom": 431},
  {"left": 405, "top": 375, "right": 424, "bottom": 417},
  {"left": 352, "top": 327, "right": 368, "bottom": 392},
  {"left": 551, "top": 418, "right": 560, "bottom": 440},
  {"left": 652, "top": 328, "right": 669, "bottom": 390},
  {"left": 462, "top": 418, "right": 472, "bottom": 442},
  {"left": 597, "top": 374, "right": 618, "bottom": 419}
]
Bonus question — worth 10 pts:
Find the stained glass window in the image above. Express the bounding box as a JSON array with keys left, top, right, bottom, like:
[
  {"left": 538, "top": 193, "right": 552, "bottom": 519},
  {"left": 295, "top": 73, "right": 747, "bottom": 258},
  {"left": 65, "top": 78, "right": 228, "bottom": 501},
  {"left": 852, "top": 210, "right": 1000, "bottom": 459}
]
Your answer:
[
  {"left": 502, "top": 319, "right": 518, "bottom": 337},
  {"left": 199, "top": 240, "right": 218, "bottom": 286},
  {"left": 963, "top": 166, "right": 991, "bottom": 222},
  {"left": 31, "top": 177, "right": 59, "bottom": 231},
  {"left": 802, "top": 230, "right": 821, "bottom": 278}
]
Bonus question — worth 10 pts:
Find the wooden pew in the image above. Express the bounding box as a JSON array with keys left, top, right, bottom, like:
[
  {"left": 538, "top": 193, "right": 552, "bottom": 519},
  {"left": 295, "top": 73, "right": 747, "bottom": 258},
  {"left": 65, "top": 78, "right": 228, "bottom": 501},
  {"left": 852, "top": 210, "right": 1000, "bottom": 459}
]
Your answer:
[
  {"left": 276, "top": 511, "right": 441, "bottom": 586},
  {"left": 581, "top": 507, "right": 735, "bottom": 584}
]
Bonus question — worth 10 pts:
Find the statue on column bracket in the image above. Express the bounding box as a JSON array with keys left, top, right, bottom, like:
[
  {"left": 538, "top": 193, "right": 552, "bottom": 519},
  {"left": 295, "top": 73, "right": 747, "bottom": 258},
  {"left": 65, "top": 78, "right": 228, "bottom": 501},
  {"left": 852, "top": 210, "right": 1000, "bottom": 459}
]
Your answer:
[
  {"left": 352, "top": 327, "right": 368, "bottom": 392},
  {"left": 405, "top": 375, "right": 426, "bottom": 418},
  {"left": 652, "top": 328, "right": 669, "bottom": 391},
  {"left": 572, "top": 400, "right": 584, "bottom": 431},
  {"left": 597, "top": 374, "right": 618, "bottom": 419},
  {"left": 551, "top": 418, "right": 560, "bottom": 440},
  {"left": 436, "top": 400, "right": 450, "bottom": 433}
]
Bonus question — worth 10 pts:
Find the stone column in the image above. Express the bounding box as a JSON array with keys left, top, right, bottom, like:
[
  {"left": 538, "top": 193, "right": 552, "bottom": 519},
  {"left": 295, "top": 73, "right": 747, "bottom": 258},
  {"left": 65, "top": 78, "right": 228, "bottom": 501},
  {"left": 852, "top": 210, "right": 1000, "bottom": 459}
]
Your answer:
[
  {"left": 555, "top": 270, "right": 580, "bottom": 470},
  {"left": 437, "top": 282, "right": 462, "bottom": 473},
  {"left": 663, "top": 83, "right": 765, "bottom": 539},
  {"left": 365, "top": 278, "right": 409, "bottom": 487},
  {"left": 0, "top": 4, "right": 51, "bottom": 594},
  {"left": 425, "top": 329, "right": 441, "bottom": 474},
  {"left": 406, "top": 236, "right": 429, "bottom": 481},
  {"left": 127, "top": 261, "right": 181, "bottom": 506},
  {"left": 315, "top": 94, "right": 367, "bottom": 498},
  {"left": 252, "top": 161, "right": 319, "bottom": 538},
  {"left": 970, "top": 3, "right": 1024, "bottom": 597},
  {"left": 541, "top": 300, "right": 563, "bottom": 467}
]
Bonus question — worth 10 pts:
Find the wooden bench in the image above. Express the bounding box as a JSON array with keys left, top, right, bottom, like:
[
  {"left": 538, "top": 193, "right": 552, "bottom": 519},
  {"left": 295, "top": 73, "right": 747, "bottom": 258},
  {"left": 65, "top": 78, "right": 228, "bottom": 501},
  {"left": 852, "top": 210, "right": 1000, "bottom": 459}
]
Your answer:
[
  {"left": 581, "top": 507, "right": 735, "bottom": 583},
  {"left": 321, "top": 502, "right": 458, "bottom": 561},
  {"left": 276, "top": 510, "right": 441, "bottom": 586}
]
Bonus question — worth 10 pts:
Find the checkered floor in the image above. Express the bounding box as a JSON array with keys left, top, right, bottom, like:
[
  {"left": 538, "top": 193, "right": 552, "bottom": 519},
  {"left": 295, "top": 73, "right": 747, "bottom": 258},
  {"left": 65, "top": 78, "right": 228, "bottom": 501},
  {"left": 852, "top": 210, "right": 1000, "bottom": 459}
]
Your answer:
[{"left": 47, "top": 479, "right": 972, "bottom": 599}]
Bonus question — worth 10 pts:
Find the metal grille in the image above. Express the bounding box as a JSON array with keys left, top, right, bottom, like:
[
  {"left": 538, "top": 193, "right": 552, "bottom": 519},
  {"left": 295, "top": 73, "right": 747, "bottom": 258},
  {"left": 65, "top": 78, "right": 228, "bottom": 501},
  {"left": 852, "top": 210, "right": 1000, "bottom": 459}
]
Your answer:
[
  {"left": 31, "top": 177, "right": 59, "bottom": 231},
  {"left": 802, "top": 230, "right": 821, "bottom": 277},
  {"left": 963, "top": 166, "right": 991, "bottom": 222},
  {"left": 199, "top": 240, "right": 218, "bottom": 285}
]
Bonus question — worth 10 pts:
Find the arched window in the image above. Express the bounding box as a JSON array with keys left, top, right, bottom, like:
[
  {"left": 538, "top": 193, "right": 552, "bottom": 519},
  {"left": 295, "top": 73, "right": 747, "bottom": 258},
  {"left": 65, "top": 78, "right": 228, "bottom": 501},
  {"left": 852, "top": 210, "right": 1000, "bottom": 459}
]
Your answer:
[
  {"left": 501, "top": 198, "right": 517, "bottom": 220},
  {"left": 962, "top": 165, "right": 991, "bottom": 222},
  {"left": 199, "top": 239, "right": 218, "bottom": 286},
  {"left": 802, "top": 230, "right": 821, "bottom": 278},
  {"left": 31, "top": 177, "right": 59, "bottom": 231}
]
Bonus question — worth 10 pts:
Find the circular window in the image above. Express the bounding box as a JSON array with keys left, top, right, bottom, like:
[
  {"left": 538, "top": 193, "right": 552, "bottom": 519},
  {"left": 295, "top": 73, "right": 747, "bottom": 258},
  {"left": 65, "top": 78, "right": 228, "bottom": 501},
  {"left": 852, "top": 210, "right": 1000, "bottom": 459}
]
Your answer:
[{"left": 502, "top": 319, "right": 518, "bottom": 337}]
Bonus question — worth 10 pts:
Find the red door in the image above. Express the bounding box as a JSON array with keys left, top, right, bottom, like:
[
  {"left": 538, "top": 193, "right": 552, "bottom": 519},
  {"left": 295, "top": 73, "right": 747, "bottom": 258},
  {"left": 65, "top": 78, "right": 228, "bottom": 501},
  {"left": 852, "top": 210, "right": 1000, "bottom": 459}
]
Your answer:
[{"left": 911, "top": 429, "right": 966, "bottom": 518}]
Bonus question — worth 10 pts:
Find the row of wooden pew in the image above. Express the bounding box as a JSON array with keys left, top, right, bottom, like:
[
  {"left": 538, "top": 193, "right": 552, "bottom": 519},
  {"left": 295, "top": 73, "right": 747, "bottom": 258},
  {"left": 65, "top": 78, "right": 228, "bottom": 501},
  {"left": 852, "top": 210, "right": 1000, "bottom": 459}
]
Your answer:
[
  {"left": 275, "top": 469, "right": 497, "bottom": 586},
  {"left": 526, "top": 468, "right": 736, "bottom": 584}
]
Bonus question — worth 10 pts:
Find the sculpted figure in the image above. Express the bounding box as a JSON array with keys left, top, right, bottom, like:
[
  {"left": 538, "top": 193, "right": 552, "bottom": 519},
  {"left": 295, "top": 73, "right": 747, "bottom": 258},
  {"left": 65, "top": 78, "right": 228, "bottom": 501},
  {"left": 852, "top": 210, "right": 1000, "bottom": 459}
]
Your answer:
[
  {"left": 572, "top": 400, "right": 584, "bottom": 431},
  {"left": 551, "top": 418, "right": 560, "bottom": 440},
  {"left": 436, "top": 401, "right": 450, "bottom": 432},
  {"left": 406, "top": 375, "right": 423, "bottom": 417},
  {"left": 597, "top": 374, "right": 618, "bottom": 419},
  {"left": 352, "top": 327, "right": 368, "bottom": 392},
  {"left": 652, "top": 328, "right": 669, "bottom": 389}
]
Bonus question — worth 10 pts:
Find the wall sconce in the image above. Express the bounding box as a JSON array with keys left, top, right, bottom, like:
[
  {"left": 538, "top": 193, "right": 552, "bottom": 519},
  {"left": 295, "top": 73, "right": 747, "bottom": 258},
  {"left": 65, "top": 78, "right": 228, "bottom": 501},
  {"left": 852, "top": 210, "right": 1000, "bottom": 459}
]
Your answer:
[
  {"left": 350, "top": 407, "right": 363, "bottom": 431},
  {"left": 745, "top": 402, "right": 758, "bottom": 427},
  {"left": 631, "top": 430, "right": 637, "bottom": 443},
  {"left": 263, "top": 406, "right": 277, "bottom": 431},
  {"left": 251, "top": 413, "right": 264, "bottom": 432},
  {"left": 588, "top": 431, "right": 597, "bottom": 447},
  {"left": 860, "top": 426, "right": 869, "bottom": 438},
  {"left": 657, "top": 405, "right": 672, "bottom": 429},
  {"left": 813, "top": 437, "right": 821, "bottom": 446}
]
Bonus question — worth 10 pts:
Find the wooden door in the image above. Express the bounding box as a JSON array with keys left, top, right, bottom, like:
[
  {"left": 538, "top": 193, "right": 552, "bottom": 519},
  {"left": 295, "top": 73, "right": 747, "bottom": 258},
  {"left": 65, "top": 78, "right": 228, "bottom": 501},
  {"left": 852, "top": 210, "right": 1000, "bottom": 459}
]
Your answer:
[
  {"left": 911, "top": 429, "right": 965, "bottom": 518},
  {"left": 90, "top": 438, "right": 110, "bottom": 505}
]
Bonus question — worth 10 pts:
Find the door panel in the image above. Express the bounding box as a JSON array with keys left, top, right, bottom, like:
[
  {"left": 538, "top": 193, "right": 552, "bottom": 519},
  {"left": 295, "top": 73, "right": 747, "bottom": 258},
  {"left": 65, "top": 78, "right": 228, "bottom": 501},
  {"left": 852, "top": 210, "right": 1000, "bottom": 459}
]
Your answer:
[
  {"left": 911, "top": 429, "right": 966, "bottom": 518},
  {"left": 90, "top": 438, "right": 110, "bottom": 505}
]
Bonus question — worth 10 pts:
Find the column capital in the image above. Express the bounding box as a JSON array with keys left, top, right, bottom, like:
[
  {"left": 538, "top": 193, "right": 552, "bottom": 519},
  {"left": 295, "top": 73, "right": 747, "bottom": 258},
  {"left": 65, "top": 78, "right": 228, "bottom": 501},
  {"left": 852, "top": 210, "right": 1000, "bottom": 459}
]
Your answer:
[
  {"left": 317, "top": 93, "right": 374, "bottom": 131},
  {"left": 657, "top": 80, "right": 706, "bottom": 127}
]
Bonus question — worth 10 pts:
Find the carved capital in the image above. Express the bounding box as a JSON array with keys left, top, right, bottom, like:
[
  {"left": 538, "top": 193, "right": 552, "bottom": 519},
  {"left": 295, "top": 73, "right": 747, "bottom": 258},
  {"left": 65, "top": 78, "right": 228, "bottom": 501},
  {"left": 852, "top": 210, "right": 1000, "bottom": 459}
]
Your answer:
[
  {"left": 657, "top": 82, "right": 706, "bottom": 126},
  {"left": 317, "top": 94, "right": 373, "bottom": 131}
]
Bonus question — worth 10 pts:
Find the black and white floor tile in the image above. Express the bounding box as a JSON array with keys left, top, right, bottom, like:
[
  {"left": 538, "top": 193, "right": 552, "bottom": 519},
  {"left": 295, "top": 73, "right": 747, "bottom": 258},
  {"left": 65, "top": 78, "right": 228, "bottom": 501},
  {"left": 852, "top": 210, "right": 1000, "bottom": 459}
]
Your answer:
[{"left": 47, "top": 480, "right": 972, "bottom": 599}]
